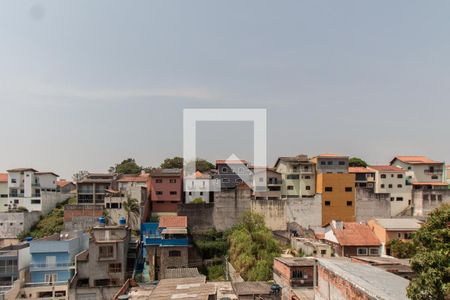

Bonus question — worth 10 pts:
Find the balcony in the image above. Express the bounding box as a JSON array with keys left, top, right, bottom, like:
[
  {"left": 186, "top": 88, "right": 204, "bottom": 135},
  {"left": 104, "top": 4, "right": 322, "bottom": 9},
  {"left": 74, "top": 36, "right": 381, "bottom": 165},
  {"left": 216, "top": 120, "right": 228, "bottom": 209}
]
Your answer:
[
  {"left": 424, "top": 169, "right": 443, "bottom": 175},
  {"left": 144, "top": 237, "right": 188, "bottom": 247},
  {"left": 30, "top": 262, "right": 75, "bottom": 272}
]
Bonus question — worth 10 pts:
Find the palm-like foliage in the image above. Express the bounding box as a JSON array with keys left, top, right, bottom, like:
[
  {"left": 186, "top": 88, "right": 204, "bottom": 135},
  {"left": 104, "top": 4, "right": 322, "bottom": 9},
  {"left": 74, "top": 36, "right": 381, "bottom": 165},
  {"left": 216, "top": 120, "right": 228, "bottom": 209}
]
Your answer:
[{"left": 123, "top": 197, "right": 140, "bottom": 228}]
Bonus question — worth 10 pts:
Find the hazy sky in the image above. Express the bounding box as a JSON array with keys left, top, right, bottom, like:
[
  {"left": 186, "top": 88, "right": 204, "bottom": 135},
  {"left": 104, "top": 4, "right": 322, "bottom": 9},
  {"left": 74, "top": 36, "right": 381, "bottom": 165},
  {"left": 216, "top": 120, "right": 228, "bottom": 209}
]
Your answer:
[{"left": 1, "top": 1, "right": 449, "bottom": 179}]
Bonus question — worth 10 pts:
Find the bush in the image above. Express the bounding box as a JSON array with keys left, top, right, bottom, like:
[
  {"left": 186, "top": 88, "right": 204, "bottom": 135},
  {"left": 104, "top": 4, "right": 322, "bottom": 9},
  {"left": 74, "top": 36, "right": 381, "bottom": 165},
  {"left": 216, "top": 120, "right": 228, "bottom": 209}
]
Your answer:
[
  {"left": 192, "top": 198, "right": 205, "bottom": 204},
  {"left": 387, "top": 239, "right": 416, "bottom": 258}
]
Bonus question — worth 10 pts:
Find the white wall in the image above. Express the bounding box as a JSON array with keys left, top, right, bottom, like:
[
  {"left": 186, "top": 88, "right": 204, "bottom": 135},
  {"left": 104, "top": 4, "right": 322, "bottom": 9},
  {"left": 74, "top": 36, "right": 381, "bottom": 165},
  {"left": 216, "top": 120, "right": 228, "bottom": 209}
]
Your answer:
[{"left": 373, "top": 170, "right": 412, "bottom": 216}]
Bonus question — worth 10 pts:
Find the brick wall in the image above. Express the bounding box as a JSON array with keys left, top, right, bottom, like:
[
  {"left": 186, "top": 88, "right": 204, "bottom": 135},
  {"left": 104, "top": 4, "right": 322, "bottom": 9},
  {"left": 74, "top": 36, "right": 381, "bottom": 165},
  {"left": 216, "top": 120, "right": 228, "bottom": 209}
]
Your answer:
[{"left": 64, "top": 204, "right": 103, "bottom": 230}]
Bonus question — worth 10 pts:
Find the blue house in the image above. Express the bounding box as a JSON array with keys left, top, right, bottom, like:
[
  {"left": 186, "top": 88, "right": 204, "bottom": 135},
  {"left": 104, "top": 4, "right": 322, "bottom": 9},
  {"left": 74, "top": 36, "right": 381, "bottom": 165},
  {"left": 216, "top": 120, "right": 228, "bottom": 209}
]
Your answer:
[{"left": 29, "top": 231, "right": 88, "bottom": 284}]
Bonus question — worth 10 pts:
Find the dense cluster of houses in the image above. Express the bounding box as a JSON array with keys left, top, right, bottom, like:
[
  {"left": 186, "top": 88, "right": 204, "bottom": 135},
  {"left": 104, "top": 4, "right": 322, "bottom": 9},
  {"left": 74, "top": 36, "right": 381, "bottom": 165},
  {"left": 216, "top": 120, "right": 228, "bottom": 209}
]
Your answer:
[{"left": 0, "top": 154, "right": 447, "bottom": 299}]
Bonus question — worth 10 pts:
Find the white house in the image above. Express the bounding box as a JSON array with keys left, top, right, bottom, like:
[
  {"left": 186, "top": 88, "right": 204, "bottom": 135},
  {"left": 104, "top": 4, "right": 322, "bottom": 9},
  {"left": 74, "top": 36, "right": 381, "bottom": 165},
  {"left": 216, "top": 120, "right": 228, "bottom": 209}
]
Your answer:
[
  {"left": 0, "top": 168, "right": 65, "bottom": 214},
  {"left": 0, "top": 174, "right": 7, "bottom": 200},
  {"left": 369, "top": 165, "right": 412, "bottom": 216},
  {"left": 184, "top": 171, "right": 219, "bottom": 203}
]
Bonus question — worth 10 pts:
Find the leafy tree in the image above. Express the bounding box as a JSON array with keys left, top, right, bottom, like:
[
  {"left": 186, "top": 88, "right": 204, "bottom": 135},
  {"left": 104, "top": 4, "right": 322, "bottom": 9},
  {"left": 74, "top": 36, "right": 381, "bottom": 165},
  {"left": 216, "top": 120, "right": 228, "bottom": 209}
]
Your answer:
[
  {"left": 228, "top": 212, "right": 281, "bottom": 281},
  {"left": 72, "top": 170, "right": 88, "bottom": 181},
  {"left": 123, "top": 197, "right": 140, "bottom": 228},
  {"left": 192, "top": 197, "right": 205, "bottom": 204},
  {"left": 349, "top": 157, "right": 368, "bottom": 167},
  {"left": 407, "top": 204, "right": 450, "bottom": 300},
  {"left": 110, "top": 158, "right": 142, "bottom": 174},
  {"left": 160, "top": 157, "right": 214, "bottom": 172},
  {"left": 387, "top": 239, "right": 416, "bottom": 258}
]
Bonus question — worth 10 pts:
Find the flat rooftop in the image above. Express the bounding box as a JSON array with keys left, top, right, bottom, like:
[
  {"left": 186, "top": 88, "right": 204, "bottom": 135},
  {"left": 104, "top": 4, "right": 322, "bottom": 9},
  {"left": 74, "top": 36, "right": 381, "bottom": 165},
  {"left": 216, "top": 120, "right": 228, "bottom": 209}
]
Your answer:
[
  {"left": 317, "top": 258, "right": 409, "bottom": 300},
  {"left": 374, "top": 218, "right": 423, "bottom": 230},
  {"left": 275, "top": 257, "right": 315, "bottom": 267},
  {"left": 148, "top": 277, "right": 216, "bottom": 300}
]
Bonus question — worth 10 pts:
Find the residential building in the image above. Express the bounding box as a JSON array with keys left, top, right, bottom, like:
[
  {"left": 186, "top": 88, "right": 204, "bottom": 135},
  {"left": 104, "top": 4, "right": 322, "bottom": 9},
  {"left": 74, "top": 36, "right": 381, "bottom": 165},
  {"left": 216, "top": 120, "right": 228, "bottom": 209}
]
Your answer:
[
  {"left": 251, "top": 167, "right": 282, "bottom": 200},
  {"left": 71, "top": 220, "right": 131, "bottom": 300},
  {"left": 310, "top": 154, "right": 349, "bottom": 174},
  {"left": 369, "top": 165, "right": 413, "bottom": 216},
  {"left": 390, "top": 155, "right": 447, "bottom": 190},
  {"left": 348, "top": 167, "right": 375, "bottom": 189},
  {"left": 274, "top": 155, "right": 315, "bottom": 198},
  {"left": 1, "top": 168, "right": 65, "bottom": 214},
  {"left": 0, "top": 242, "right": 30, "bottom": 287},
  {"left": 184, "top": 171, "right": 217, "bottom": 203},
  {"left": 316, "top": 173, "right": 356, "bottom": 225},
  {"left": 273, "top": 257, "right": 315, "bottom": 300},
  {"left": 0, "top": 174, "right": 7, "bottom": 200},
  {"left": 350, "top": 256, "right": 414, "bottom": 280},
  {"left": 323, "top": 220, "right": 381, "bottom": 257},
  {"left": 0, "top": 211, "right": 40, "bottom": 246},
  {"left": 291, "top": 237, "right": 332, "bottom": 258},
  {"left": 21, "top": 230, "right": 88, "bottom": 300},
  {"left": 76, "top": 173, "right": 118, "bottom": 205},
  {"left": 232, "top": 282, "right": 274, "bottom": 300},
  {"left": 142, "top": 216, "right": 189, "bottom": 280},
  {"left": 213, "top": 159, "right": 252, "bottom": 190},
  {"left": 315, "top": 258, "right": 409, "bottom": 300},
  {"left": 368, "top": 218, "right": 422, "bottom": 256},
  {"left": 150, "top": 168, "right": 183, "bottom": 216},
  {"left": 56, "top": 180, "right": 75, "bottom": 194},
  {"left": 447, "top": 165, "right": 450, "bottom": 187},
  {"left": 117, "top": 171, "right": 151, "bottom": 193}
]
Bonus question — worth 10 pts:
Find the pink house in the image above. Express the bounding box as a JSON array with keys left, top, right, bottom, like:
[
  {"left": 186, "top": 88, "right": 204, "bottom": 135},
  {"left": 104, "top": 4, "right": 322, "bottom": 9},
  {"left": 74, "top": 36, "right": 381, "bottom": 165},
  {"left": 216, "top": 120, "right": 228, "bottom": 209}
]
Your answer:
[{"left": 150, "top": 169, "right": 183, "bottom": 216}]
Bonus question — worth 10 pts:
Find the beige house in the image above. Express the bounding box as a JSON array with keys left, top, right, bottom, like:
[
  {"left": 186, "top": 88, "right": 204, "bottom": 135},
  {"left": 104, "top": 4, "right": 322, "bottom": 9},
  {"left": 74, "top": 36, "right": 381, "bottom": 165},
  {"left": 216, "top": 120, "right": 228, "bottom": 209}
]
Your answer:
[
  {"left": 274, "top": 155, "right": 315, "bottom": 198},
  {"left": 369, "top": 165, "right": 412, "bottom": 216}
]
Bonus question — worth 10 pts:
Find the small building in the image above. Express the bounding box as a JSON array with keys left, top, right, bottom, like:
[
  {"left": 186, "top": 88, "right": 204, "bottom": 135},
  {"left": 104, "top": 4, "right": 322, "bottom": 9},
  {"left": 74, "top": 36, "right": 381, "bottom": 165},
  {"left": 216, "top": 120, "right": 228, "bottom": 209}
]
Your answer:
[
  {"left": 251, "top": 167, "right": 282, "bottom": 200},
  {"left": 146, "top": 276, "right": 216, "bottom": 300},
  {"left": 142, "top": 216, "right": 189, "bottom": 280},
  {"left": 0, "top": 173, "right": 8, "bottom": 200},
  {"left": 315, "top": 258, "right": 409, "bottom": 300},
  {"left": 232, "top": 281, "right": 274, "bottom": 300},
  {"left": 274, "top": 155, "right": 316, "bottom": 198},
  {"left": 348, "top": 167, "right": 375, "bottom": 190},
  {"left": 184, "top": 171, "right": 217, "bottom": 203},
  {"left": 368, "top": 218, "right": 422, "bottom": 255},
  {"left": 71, "top": 221, "right": 131, "bottom": 300},
  {"left": 390, "top": 155, "right": 446, "bottom": 187},
  {"left": 291, "top": 237, "right": 332, "bottom": 258},
  {"left": 310, "top": 154, "right": 349, "bottom": 175},
  {"left": 76, "top": 173, "right": 118, "bottom": 205},
  {"left": 273, "top": 257, "right": 315, "bottom": 300},
  {"left": 350, "top": 256, "right": 414, "bottom": 280},
  {"left": 150, "top": 168, "right": 183, "bottom": 216},
  {"left": 0, "top": 242, "right": 30, "bottom": 287},
  {"left": 323, "top": 220, "right": 381, "bottom": 257},
  {"left": 56, "top": 180, "right": 76, "bottom": 194},
  {"left": 213, "top": 159, "right": 252, "bottom": 190}
]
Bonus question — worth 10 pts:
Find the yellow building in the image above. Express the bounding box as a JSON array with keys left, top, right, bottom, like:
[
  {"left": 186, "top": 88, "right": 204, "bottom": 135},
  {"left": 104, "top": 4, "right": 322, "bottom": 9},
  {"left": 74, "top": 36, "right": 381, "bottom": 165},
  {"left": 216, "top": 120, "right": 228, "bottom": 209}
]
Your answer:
[{"left": 317, "top": 173, "right": 356, "bottom": 225}]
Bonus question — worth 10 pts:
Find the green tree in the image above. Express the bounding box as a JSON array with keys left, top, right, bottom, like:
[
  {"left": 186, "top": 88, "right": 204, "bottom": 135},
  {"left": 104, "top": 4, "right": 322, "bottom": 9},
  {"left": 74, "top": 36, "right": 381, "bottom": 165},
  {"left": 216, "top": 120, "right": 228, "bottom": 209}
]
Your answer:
[
  {"left": 349, "top": 157, "right": 368, "bottom": 167},
  {"left": 228, "top": 212, "right": 281, "bottom": 281},
  {"left": 123, "top": 197, "right": 140, "bottom": 228},
  {"left": 407, "top": 204, "right": 450, "bottom": 300},
  {"left": 110, "top": 158, "right": 142, "bottom": 174},
  {"left": 72, "top": 170, "right": 88, "bottom": 181},
  {"left": 192, "top": 197, "right": 205, "bottom": 204},
  {"left": 387, "top": 239, "right": 416, "bottom": 258},
  {"left": 160, "top": 157, "right": 214, "bottom": 172}
]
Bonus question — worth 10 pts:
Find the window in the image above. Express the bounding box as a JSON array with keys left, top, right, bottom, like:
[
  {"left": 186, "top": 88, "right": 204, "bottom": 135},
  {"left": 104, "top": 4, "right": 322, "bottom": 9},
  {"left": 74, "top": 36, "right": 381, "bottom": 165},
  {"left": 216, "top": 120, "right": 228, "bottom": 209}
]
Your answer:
[
  {"left": 287, "top": 185, "right": 294, "bottom": 190},
  {"left": 155, "top": 179, "right": 162, "bottom": 183},
  {"left": 397, "top": 184, "right": 402, "bottom": 188},
  {"left": 99, "top": 245, "right": 114, "bottom": 258},
  {"left": 11, "top": 179, "right": 16, "bottom": 184},
  {"left": 169, "top": 179, "right": 177, "bottom": 183},
  {"left": 369, "top": 248, "right": 379, "bottom": 256},
  {"left": 235, "top": 179, "right": 242, "bottom": 183},
  {"left": 222, "top": 178, "right": 230, "bottom": 183},
  {"left": 108, "top": 263, "right": 122, "bottom": 273},
  {"left": 259, "top": 177, "right": 264, "bottom": 182},
  {"left": 431, "top": 175, "right": 438, "bottom": 180},
  {"left": 325, "top": 201, "right": 331, "bottom": 206},
  {"left": 304, "top": 175, "right": 311, "bottom": 179},
  {"left": 305, "top": 186, "right": 311, "bottom": 190},
  {"left": 324, "top": 187, "right": 333, "bottom": 192},
  {"left": 327, "top": 161, "right": 333, "bottom": 165},
  {"left": 44, "top": 274, "right": 57, "bottom": 283},
  {"left": 390, "top": 197, "right": 394, "bottom": 202},
  {"left": 338, "top": 161, "right": 345, "bottom": 165},
  {"left": 292, "top": 270, "right": 303, "bottom": 278},
  {"left": 170, "top": 191, "right": 177, "bottom": 195},
  {"left": 346, "top": 201, "right": 352, "bottom": 206},
  {"left": 199, "top": 192, "right": 203, "bottom": 196},
  {"left": 345, "top": 187, "right": 352, "bottom": 192},
  {"left": 14, "top": 199, "right": 19, "bottom": 204},
  {"left": 31, "top": 199, "right": 40, "bottom": 204},
  {"left": 221, "top": 167, "right": 228, "bottom": 173},
  {"left": 188, "top": 192, "right": 192, "bottom": 196},
  {"left": 156, "top": 191, "right": 163, "bottom": 195},
  {"left": 396, "top": 197, "right": 403, "bottom": 201},
  {"left": 287, "top": 174, "right": 299, "bottom": 180},
  {"left": 391, "top": 174, "right": 394, "bottom": 178},
  {"left": 397, "top": 174, "right": 403, "bottom": 179},
  {"left": 169, "top": 250, "right": 181, "bottom": 257},
  {"left": 381, "top": 184, "right": 385, "bottom": 188},
  {"left": 388, "top": 184, "right": 393, "bottom": 188},
  {"left": 320, "top": 250, "right": 327, "bottom": 256},
  {"left": 380, "top": 174, "right": 386, "bottom": 179},
  {"left": 357, "top": 248, "right": 368, "bottom": 255}
]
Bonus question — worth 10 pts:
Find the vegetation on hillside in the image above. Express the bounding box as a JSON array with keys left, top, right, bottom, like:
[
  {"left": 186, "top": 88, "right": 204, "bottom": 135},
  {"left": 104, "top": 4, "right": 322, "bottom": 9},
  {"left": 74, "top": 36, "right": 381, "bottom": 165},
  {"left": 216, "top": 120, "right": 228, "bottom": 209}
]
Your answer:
[
  {"left": 17, "top": 198, "right": 73, "bottom": 240},
  {"left": 407, "top": 204, "right": 450, "bottom": 300},
  {"left": 193, "top": 229, "right": 228, "bottom": 259},
  {"left": 228, "top": 212, "right": 281, "bottom": 281}
]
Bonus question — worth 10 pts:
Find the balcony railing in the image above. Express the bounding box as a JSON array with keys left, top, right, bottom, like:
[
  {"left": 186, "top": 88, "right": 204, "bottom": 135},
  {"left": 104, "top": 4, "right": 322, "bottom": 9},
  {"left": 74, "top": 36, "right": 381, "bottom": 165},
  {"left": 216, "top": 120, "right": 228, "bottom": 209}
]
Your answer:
[
  {"left": 30, "top": 262, "right": 75, "bottom": 271},
  {"left": 144, "top": 237, "right": 188, "bottom": 247},
  {"left": 424, "top": 169, "right": 443, "bottom": 175}
]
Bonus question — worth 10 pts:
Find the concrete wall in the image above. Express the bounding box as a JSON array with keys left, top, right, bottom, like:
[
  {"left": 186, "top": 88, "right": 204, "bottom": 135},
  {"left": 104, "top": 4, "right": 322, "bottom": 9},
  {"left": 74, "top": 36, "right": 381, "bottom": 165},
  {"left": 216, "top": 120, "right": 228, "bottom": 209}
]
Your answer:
[
  {"left": 213, "top": 186, "right": 251, "bottom": 231},
  {"left": 178, "top": 203, "right": 214, "bottom": 233},
  {"left": 251, "top": 200, "right": 286, "bottom": 231},
  {"left": 285, "top": 196, "right": 322, "bottom": 229},
  {"left": 413, "top": 189, "right": 450, "bottom": 216},
  {"left": 355, "top": 188, "right": 391, "bottom": 222},
  {"left": 0, "top": 212, "right": 41, "bottom": 239},
  {"left": 64, "top": 205, "right": 104, "bottom": 231}
]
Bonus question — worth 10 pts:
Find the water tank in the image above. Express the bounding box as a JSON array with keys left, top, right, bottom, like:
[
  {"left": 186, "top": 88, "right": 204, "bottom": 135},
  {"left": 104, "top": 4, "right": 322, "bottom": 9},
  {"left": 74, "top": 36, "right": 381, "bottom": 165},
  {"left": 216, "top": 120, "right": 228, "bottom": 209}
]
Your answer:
[
  {"left": 119, "top": 217, "right": 126, "bottom": 226},
  {"left": 24, "top": 237, "right": 33, "bottom": 242},
  {"left": 98, "top": 217, "right": 106, "bottom": 225}
]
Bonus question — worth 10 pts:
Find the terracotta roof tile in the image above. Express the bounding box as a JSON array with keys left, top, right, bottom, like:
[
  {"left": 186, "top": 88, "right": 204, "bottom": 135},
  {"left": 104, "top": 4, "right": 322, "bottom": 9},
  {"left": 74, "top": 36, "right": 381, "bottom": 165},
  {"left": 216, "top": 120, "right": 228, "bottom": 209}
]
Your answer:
[
  {"left": 0, "top": 173, "right": 7, "bottom": 183},
  {"left": 412, "top": 182, "right": 448, "bottom": 186},
  {"left": 348, "top": 167, "right": 373, "bottom": 173},
  {"left": 117, "top": 175, "right": 149, "bottom": 182},
  {"left": 368, "top": 165, "right": 405, "bottom": 173},
  {"left": 334, "top": 222, "right": 381, "bottom": 246},
  {"left": 159, "top": 216, "right": 187, "bottom": 228},
  {"left": 56, "top": 180, "right": 73, "bottom": 188},
  {"left": 215, "top": 159, "right": 248, "bottom": 165},
  {"left": 392, "top": 156, "right": 442, "bottom": 165}
]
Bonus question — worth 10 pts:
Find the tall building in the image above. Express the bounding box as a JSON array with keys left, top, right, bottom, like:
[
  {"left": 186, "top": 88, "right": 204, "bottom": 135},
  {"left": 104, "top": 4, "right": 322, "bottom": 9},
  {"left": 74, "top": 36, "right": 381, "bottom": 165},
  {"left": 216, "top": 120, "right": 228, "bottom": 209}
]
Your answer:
[
  {"left": 251, "top": 167, "right": 282, "bottom": 200},
  {"left": 274, "top": 155, "right": 315, "bottom": 198},
  {"left": 310, "top": 154, "right": 349, "bottom": 174},
  {"left": 348, "top": 167, "right": 375, "bottom": 190},
  {"left": 150, "top": 169, "right": 183, "bottom": 216},
  {"left": 76, "top": 173, "right": 118, "bottom": 205}
]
